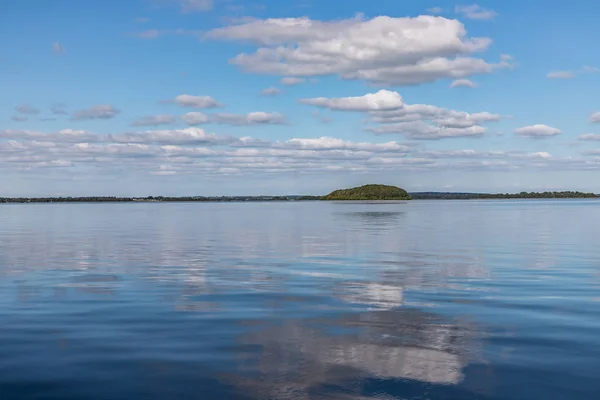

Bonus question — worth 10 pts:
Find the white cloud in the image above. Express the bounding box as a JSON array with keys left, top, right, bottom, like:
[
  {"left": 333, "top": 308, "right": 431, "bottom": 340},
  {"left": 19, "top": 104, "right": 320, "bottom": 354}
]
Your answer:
[
  {"left": 131, "top": 114, "right": 176, "bottom": 126},
  {"left": 205, "top": 15, "right": 510, "bottom": 86},
  {"left": 590, "top": 112, "right": 600, "bottom": 123},
  {"left": 369, "top": 103, "right": 502, "bottom": 127},
  {"left": 579, "top": 134, "right": 600, "bottom": 141},
  {"left": 177, "top": 0, "right": 213, "bottom": 13},
  {"left": 71, "top": 104, "right": 121, "bottom": 120},
  {"left": 546, "top": 71, "right": 575, "bottom": 79},
  {"left": 514, "top": 124, "right": 562, "bottom": 138},
  {"left": 52, "top": 42, "right": 65, "bottom": 54},
  {"left": 280, "top": 77, "right": 305, "bottom": 86},
  {"left": 109, "top": 127, "right": 229, "bottom": 145},
  {"left": 210, "top": 112, "right": 287, "bottom": 126},
  {"left": 300, "top": 90, "right": 404, "bottom": 111},
  {"left": 367, "top": 121, "right": 487, "bottom": 140},
  {"left": 0, "top": 129, "right": 100, "bottom": 142},
  {"left": 181, "top": 112, "right": 209, "bottom": 125},
  {"left": 260, "top": 87, "right": 282, "bottom": 96},
  {"left": 299, "top": 89, "right": 501, "bottom": 140},
  {"left": 15, "top": 104, "right": 40, "bottom": 115},
  {"left": 3, "top": 127, "right": 600, "bottom": 174},
  {"left": 583, "top": 65, "right": 600, "bottom": 73},
  {"left": 450, "top": 78, "right": 477, "bottom": 88},
  {"left": 165, "top": 94, "right": 223, "bottom": 109},
  {"left": 277, "top": 137, "right": 410, "bottom": 153},
  {"left": 455, "top": 4, "right": 497, "bottom": 20}
]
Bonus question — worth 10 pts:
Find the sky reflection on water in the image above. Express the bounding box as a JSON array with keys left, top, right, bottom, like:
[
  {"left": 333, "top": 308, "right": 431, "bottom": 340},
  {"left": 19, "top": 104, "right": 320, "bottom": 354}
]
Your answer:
[{"left": 1, "top": 201, "right": 600, "bottom": 399}]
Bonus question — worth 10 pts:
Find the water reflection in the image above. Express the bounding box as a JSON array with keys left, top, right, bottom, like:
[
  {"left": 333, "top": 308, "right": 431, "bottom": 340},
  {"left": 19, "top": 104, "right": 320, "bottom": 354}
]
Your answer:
[
  {"left": 229, "top": 307, "right": 479, "bottom": 399},
  {"left": 1, "top": 202, "right": 600, "bottom": 399}
]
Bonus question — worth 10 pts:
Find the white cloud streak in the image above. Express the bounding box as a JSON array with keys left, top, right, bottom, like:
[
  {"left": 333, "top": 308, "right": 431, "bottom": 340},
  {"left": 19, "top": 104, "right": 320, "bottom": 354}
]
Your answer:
[
  {"left": 450, "top": 78, "right": 477, "bottom": 88},
  {"left": 131, "top": 114, "right": 176, "bottom": 126},
  {"left": 455, "top": 4, "right": 497, "bottom": 20},
  {"left": 514, "top": 124, "right": 562, "bottom": 138},
  {"left": 280, "top": 77, "right": 305, "bottom": 86},
  {"left": 546, "top": 71, "right": 575, "bottom": 79},
  {"left": 210, "top": 112, "right": 287, "bottom": 126},
  {"left": 71, "top": 104, "right": 121, "bottom": 120},
  {"left": 300, "top": 90, "right": 404, "bottom": 111},
  {"left": 165, "top": 94, "right": 224, "bottom": 109},
  {"left": 181, "top": 112, "right": 209, "bottom": 126},
  {"left": 260, "top": 87, "right": 282, "bottom": 96}
]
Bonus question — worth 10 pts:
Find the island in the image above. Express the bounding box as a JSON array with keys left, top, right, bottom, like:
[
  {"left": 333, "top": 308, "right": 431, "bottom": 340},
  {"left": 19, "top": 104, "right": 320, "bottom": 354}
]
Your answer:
[
  {"left": 0, "top": 188, "right": 598, "bottom": 204},
  {"left": 322, "top": 184, "right": 411, "bottom": 201},
  {"left": 410, "top": 191, "right": 598, "bottom": 200}
]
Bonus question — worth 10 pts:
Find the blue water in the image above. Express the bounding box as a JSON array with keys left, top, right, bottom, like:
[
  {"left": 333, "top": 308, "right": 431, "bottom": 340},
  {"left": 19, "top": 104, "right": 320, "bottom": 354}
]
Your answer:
[{"left": 1, "top": 200, "right": 599, "bottom": 400}]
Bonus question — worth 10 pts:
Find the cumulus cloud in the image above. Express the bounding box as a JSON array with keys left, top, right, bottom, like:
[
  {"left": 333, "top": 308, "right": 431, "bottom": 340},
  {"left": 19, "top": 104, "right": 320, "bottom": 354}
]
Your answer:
[
  {"left": 15, "top": 104, "right": 41, "bottom": 115},
  {"left": 164, "top": 94, "right": 223, "bottom": 109},
  {"left": 372, "top": 105, "right": 501, "bottom": 139},
  {"left": 546, "top": 71, "right": 575, "bottom": 79},
  {"left": 71, "top": 104, "right": 121, "bottom": 120},
  {"left": 210, "top": 112, "right": 287, "bottom": 126},
  {"left": 181, "top": 112, "right": 209, "bottom": 125},
  {"left": 590, "top": 112, "right": 600, "bottom": 123},
  {"left": 455, "top": 4, "right": 497, "bottom": 20},
  {"left": 131, "top": 114, "right": 176, "bottom": 126},
  {"left": 450, "top": 78, "right": 477, "bottom": 88},
  {"left": 300, "top": 90, "right": 404, "bottom": 111},
  {"left": 299, "top": 89, "right": 501, "bottom": 140},
  {"left": 280, "top": 77, "right": 305, "bottom": 86},
  {"left": 205, "top": 15, "right": 510, "bottom": 86},
  {"left": 260, "top": 87, "right": 282, "bottom": 96},
  {"left": 52, "top": 42, "right": 65, "bottom": 54},
  {"left": 514, "top": 124, "right": 562, "bottom": 138}
]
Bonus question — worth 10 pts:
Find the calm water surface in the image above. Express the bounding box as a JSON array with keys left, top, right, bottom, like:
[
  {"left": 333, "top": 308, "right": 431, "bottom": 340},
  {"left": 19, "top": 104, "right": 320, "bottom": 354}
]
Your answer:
[{"left": 1, "top": 200, "right": 599, "bottom": 399}]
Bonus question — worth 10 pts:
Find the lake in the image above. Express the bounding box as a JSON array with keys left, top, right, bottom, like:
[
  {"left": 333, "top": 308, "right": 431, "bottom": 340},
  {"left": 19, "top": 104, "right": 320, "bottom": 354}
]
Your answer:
[{"left": 0, "top": 200, "right": 599, "bottom": 400}]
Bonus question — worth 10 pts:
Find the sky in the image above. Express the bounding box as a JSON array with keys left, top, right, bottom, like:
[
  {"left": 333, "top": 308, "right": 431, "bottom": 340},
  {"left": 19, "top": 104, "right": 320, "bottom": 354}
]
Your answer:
[{"left": 2, "top": 0, "right": 600, "bottom": 196}]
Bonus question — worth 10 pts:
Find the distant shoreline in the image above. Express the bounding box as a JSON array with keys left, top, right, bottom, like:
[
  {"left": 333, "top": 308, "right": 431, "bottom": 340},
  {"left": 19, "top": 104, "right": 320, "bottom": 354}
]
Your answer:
[{"left": 1, "top": 191, "right": 598, "bottom": 204}]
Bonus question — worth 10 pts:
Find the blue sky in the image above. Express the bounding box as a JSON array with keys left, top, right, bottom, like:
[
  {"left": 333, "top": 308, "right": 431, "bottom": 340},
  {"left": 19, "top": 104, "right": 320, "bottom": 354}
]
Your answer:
[{"left": 2, "top": 0, "right": 600, "bottom": 196}]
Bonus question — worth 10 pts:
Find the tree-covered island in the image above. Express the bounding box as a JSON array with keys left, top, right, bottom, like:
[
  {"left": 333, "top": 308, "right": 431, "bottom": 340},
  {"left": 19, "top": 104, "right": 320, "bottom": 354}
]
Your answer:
[{"left": 322, "top": 184, "right": 411, "bottom": 201}]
